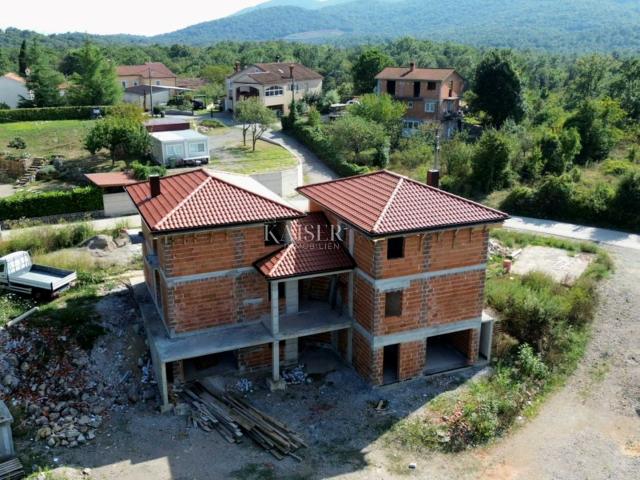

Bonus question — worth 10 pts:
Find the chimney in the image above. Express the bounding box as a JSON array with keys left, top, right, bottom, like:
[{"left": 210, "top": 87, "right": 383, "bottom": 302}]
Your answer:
[
  {"left": 149, "top": 175, "right": 161, "bottom": 197},
  {"left": 409, "top": 61, "right": 416, "bottom": 72},
  {"left": 276, "top": 55, "right": 281, "bottom": 63},
  {"left": 289, "top": 64, "right": 295, "bottom": 79},
  {"left": 235, "top": 61, "right": 241, "bottom": 73},
  {"left": 427, "top": 169, "right": 440, "bottom": 188}
]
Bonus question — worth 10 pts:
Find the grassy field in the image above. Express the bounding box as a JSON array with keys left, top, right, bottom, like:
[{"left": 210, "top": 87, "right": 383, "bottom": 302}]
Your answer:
[
  {"left": 211, "top": 140, "right": 298, "bottom": 174},
  {"left": 0, "top": 120, "right": 95, "bottom": 161}
]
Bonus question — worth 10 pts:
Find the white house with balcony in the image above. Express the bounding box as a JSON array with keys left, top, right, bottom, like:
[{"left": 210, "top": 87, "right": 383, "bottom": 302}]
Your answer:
[{"left": 225, "top": 62, "right": 323, "bottom": 116}]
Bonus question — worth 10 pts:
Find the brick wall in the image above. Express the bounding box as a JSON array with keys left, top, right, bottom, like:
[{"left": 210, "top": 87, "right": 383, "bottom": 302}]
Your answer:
[
  {"left": 398, "top": 341, "right": 426, "bottom": 381},
  {"left": 374, "top": 280, "right": 428, "bottom": 335},
  {"left": 427, "top": 228, "right": 488, "bottom": 271},
  {"left": 354, "top": 275, "right": 375, "bottom": 332},
  {"left": 378, "top": 234, "right": 426, "bottom": 279},
  {"left": 237, "top": 342, "right": 286, "bottom": 372},
  {"left": 426, "top": 270, "right": 485, "bottom": 326},
  {"left": 354, "top": 231, "right": 377, "bottom": 277}
]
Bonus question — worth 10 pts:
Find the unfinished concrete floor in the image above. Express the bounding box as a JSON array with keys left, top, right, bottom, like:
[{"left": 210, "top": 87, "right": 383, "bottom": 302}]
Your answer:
[{"left": 511, "top": 245, "right": 594, "bottom": 285}]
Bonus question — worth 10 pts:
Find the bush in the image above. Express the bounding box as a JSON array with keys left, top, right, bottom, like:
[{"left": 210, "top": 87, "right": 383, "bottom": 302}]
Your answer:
[
  {"left": 0, "top": 187, "right": 102, "bottom": 220},
  {"left": 7, "top": 137, "right": 26, "bottom": 149},
  {"left": 288, "top": 121, "right": 368, "bottom": 177},
  {"left": 0, "top": 105, "right": 114, "bottom": 123},
  {"left": 131, "top": 161, "right": 166, "bottom": 180},
  {"left": 600, "top": 159, "right": 639, "bottom": 176},
  {"left": 0, "top": 222, "right": 96, "bottom": 256},
  {"left": 611, "top": 171, "right": 640, "bottom": 230},
  {"left": 200, "top": 119, "right": 225, "bottom": 128}
]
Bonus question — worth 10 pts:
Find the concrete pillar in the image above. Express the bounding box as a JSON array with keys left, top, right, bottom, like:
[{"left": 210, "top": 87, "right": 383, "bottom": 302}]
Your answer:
[
  {"left": 0, "top": 400, "right": 15, "bottom": 458},
  {"left": 347, "top": 272, "right": 354, "bottom": 318},
  {"left": 270, "top": 282, "right": 279, "bottom": 335},
  {"left": 347, "top": 328, "right": 353, "bottom": 364},
  {"left": 272, "top": 341, "right": 280, "bottom": 381},
  {"left": 159, "top": 362, "right": 170, "bottom": 413},
  {"left": 284, "top": 280, "right": 298, "bottom": 314},
  {"left": 284, "top": 338, "right": 298, "bottom": 365}
]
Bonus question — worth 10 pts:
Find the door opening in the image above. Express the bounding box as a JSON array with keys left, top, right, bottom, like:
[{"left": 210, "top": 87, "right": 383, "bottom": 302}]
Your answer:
[{"left": 383, "top": 344, "right": 399, "bottom": 384}]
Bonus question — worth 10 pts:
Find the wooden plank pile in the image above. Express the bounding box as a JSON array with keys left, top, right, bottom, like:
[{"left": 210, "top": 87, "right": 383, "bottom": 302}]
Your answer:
[
  {"left": 0, "top": 457, "right": 24, "bottom": 480},
  {"left": 180, "top": 380, "right": 307, "bottom": 461}
]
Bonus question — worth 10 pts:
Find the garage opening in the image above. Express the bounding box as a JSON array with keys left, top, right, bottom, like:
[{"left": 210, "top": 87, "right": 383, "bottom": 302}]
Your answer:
[
  {"left": 183, "top": 351, "right": 237, "bottom": 382},
  {"left": 424, "top": 330, "right": 469, "bottom": 375},
  {"left": 382, "top": 344, "right": 399, "bottom": 384}
]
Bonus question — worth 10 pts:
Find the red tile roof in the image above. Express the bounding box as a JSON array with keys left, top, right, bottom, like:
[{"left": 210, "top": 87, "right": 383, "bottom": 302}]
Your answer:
[
  {"left": 297, "top": 171, "right": 509, "bottom": 236},
  {"left": 116, "top": 62, "right": 176, "bottom": 78},
  {"left": 237, "top": 63, "right": 323, "bottom": 85},
  {"left": 255, "top": 213, "right": 355, "bottom": 280},
  {"left": 85, "top": 172, "right": 138, "bottom": 188},
  {"left": 125, "top": 169, "right": 304, "bottom": 233},
  {"left": 2, "top": 72, "right": 26, "bottom": 84},
  {"left": 375, "top": 67, "right": 456, "bottom": 81}
]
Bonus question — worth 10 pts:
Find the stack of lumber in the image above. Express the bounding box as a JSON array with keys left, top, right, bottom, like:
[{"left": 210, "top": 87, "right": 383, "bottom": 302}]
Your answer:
[
  {"left": 0, "top": 457, "right": 24, "bottom": 480},
  {"left": 180, "top": 380, "right": 307, "bottom": 461}
]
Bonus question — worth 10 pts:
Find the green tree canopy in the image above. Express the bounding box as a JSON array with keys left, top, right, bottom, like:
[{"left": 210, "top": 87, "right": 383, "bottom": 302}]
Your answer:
[
  {"left": 18, "top": 40, "right": 27, "bottom": 76},
  {"left": 66, "top": 42, "right": 121, "bottom": 106},
  {"left": 352, "top": 48, "right": 392, "bottom": 94},
  {"left": 349, "top": 93, "right": 406, "bottom": 147},
  {"left": 327, "top": 114, "right": 388, "bottom": 165},
  {"left": 20, "top": 62, "right": 64, "bottom": 108},
  {"left": 472, "top": 129, "right": 512, "bottom": 193},
  {"left": 471, "top": 51, "right": 525, "bottom": 127},
  {"left": 233, "top": 98, "right": 276, "bottom": 151},
  {"left": 85, "top": 116, "right": 150, "bottom": 166}
]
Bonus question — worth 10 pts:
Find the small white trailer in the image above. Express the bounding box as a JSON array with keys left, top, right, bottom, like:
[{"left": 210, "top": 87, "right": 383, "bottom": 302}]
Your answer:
[{"left": 0, "top": 251, "right": 77, "bottom": 298}]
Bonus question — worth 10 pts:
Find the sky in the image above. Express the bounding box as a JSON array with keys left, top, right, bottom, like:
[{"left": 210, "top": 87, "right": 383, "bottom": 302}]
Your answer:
[{"left": 0, "top": 0, "right": 266, "bottom": 36}]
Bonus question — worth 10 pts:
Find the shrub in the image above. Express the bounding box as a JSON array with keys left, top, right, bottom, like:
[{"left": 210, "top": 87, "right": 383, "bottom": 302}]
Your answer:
[
  {"left": 200, "top": 119, "right": 225, "bottom": 128},
  {"left": 0, "top": 222, "right": 96, "bottom": 256},
  {"left": 0, "top": 187, "right": 102, "bottom": 220},
  {"left": 7, "top": 137, "right": 26, "bottom": 149},
  {"left": 611, "top": 171, "right": 640, "bottom": 230},
  {"left": 131, "top": 161, "right": 166, "bottom": 180},
  {"left": 0, "top": 105, "right": 114, "bottom": 123}
]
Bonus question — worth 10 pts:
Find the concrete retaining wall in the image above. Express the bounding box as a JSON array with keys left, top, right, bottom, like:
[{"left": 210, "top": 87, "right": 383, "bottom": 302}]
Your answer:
[{"left": 250, "top": 164, "right": 301, "bottom": 198}]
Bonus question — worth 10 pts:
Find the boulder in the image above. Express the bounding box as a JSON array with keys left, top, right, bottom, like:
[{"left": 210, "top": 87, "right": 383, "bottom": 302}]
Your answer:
[{"left": 84, "top": 235, "right": 117, "bottom": 252}]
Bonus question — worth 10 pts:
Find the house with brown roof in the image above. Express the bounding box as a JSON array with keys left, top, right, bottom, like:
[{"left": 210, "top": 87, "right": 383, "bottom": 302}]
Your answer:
[
  {"left": 0, "top": 72, "right": 31, "bottom": 108},
  {"left": 116, "top": 62, "right": 177, "bottom": 89},
  {"left": 375, "top": 63, "right": 465, "bottom": 137},
  {"left": 225, "top": 62, "right": 323, "bottom": 115},
  {"left": 126, "top": 169, "right": 507, "bottom": 408}
]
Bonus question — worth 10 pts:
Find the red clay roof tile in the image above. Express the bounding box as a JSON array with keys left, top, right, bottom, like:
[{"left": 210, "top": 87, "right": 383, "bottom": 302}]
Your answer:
[
  {"left": 125, "top": 169, "right": 304, "bottom": 233},
  {"left": 255, "top": 213, "right": 355, "bottom": 280},
  {"left": 297, "top": 171, "right": 508, "bottom": 236}
]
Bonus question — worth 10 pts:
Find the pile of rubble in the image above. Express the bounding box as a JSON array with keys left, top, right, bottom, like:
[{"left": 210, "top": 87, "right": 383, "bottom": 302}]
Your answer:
[
  {"left": 488, "top": 238, "right": 512, "bottom": 258},
  {"left": 0, "top": 288, "right": 155, "bottom": 449}
]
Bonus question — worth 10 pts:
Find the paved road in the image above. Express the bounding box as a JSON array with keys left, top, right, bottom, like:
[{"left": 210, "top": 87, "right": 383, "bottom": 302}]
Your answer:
[{"left": 505, "top": 216, "right": 640, "bottom": 251}]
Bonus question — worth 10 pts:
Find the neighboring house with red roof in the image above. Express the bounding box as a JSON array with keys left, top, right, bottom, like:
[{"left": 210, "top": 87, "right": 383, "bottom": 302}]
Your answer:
[
  {"left": 375, "top": 63, "right": 465, "bottom": 137},
  {"left": 126, "top": 168, "right": 507, "bottom": 407},
  {"left": 0, "top": 72, "right": 31, "bottom": 108},
  {"left": 116, "top": 62, "right": 177, "bottom": 89},
  {"left": 225, "top": 62, "right": 323, "bottom": 115}
]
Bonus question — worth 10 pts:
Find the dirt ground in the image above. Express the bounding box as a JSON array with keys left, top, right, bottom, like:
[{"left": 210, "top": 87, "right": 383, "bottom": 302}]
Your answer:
[{"left": 21, "top": 246, "right": 640, "bottom": 480}]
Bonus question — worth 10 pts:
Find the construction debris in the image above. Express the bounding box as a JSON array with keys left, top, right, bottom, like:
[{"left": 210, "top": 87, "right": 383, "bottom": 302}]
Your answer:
[
  {"left": 0, "top": 457, "right": 24, "bottom": 480},
  {"left": 282, "top": 365, "right": 307, "bottom": 385},
  {"left": 181, "top": 380, "right": 307, "bottom": 461}
]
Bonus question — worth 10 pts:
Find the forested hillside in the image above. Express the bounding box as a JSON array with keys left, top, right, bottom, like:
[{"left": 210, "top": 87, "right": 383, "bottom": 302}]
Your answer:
[{"left": 2, "top": 0, "right": 640, "bottom": 52}]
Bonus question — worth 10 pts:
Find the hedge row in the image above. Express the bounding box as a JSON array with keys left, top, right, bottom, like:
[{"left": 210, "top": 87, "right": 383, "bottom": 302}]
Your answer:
[
  {"left": 0, "top": 106, "right": 114, "bottom": 123},
  {"left": 0, "top": 186, "right": 103, "bottom": 220},
  {"left": 501, "top": 172, "right": 640, "bottom": 232},
  {"left": 287, "top": 121, "right": 368, "bottom": 177}
]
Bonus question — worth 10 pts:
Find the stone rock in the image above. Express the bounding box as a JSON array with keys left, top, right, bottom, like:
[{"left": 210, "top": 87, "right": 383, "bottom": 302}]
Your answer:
[
  {"left": 20, "top": 361, "right": 30, "bottom": 372},
  {"left": 84, "top": 235, "right": 117, "bottom": 252},
  {"left": 49, "top": 412, "right": 60, "bottom": 421},
  {"left": 2, "top": 374, "right": 18, "bottom": 388},
  {"left": 87, "top": 430, "right": 96, "bottom": 440},
  {"left": 47, "top": 437, "right": 56, "bottom": 447},
  {"left": 127, "top": 385, "right": 139, "bottom": 404},
  {"left": 78, "top": 415, "right": 91, "bottom": 426},
  {"left": 37, "top": 427, "right": 52, "bottom": 439},
  {"left": 77, "top": 433, "right": 87, "bottom": 444},
  {"left": 35, "top": 416, "right": 49, "bottom": 426},
  {"left": 66, "top": 429, "right": 80, "bottom": 439}
]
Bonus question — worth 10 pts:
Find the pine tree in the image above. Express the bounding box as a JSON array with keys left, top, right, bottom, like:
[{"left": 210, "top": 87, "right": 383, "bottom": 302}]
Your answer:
[{"left": 18, "top": 40, "right": 28, "bottom": 76}]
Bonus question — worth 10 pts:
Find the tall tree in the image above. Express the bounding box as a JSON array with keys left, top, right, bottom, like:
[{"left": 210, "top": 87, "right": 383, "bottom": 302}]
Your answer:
[
  {"left": 18, "top": 40, "right": 27, "bottom": 76},
  {"left": 66, "top": 42, "right": 121, "bottom": 106},
  {"left": 233, "top": 98, "right": 276, "bottom": 151},
  {"left": 472, "top": 129, "right": 512, "bottom": 193},
  {"left": 471, "top": 51, "right": 525, "bottom": 128},
  {"left": 20, "top": 61, "right": 64, "bottom": 107},
  {"left": 352, "top": 48, "right": 392, "bottom": 94},
  {"left": 85, "top": 116, "right": 150, "bottom": 166},
  {"left": 611, "top": 58, "right": 640, "bottom": 121}
]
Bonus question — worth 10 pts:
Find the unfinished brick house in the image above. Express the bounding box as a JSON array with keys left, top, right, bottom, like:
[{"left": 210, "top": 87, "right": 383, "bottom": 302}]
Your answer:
[
  {"left": 126, "top": 169, "right": 508, "bottom": 407},
  {"left": 375, "top": 64, "right": 465, "bottom": 137}
]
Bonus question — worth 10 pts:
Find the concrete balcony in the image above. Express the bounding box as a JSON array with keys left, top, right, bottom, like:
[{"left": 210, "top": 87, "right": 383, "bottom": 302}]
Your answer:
[{"left": 277, "top": 300, "right": 352, "bottom": 341}]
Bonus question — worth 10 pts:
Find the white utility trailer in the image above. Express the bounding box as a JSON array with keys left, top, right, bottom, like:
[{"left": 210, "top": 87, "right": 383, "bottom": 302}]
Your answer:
[{"left": 0, "top": 251, "right": 77, "bottom": 298}]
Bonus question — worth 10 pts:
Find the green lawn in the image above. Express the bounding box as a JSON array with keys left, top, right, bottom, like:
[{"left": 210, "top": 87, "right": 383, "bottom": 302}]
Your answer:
[
  {"left": 0, "top": 120, "right": 96, "bottom": 161},
  {"left": 211, "top": 140, "right": 298, "bottom": 174}
]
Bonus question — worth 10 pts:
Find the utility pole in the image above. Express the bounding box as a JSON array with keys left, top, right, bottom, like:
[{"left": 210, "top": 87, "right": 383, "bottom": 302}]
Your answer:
[
  {"left": 427, "top": 126, "right": 441, "bottom": 188},
  {"left": 149, "top": 66, "right": 154, "bottom": 113}
]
